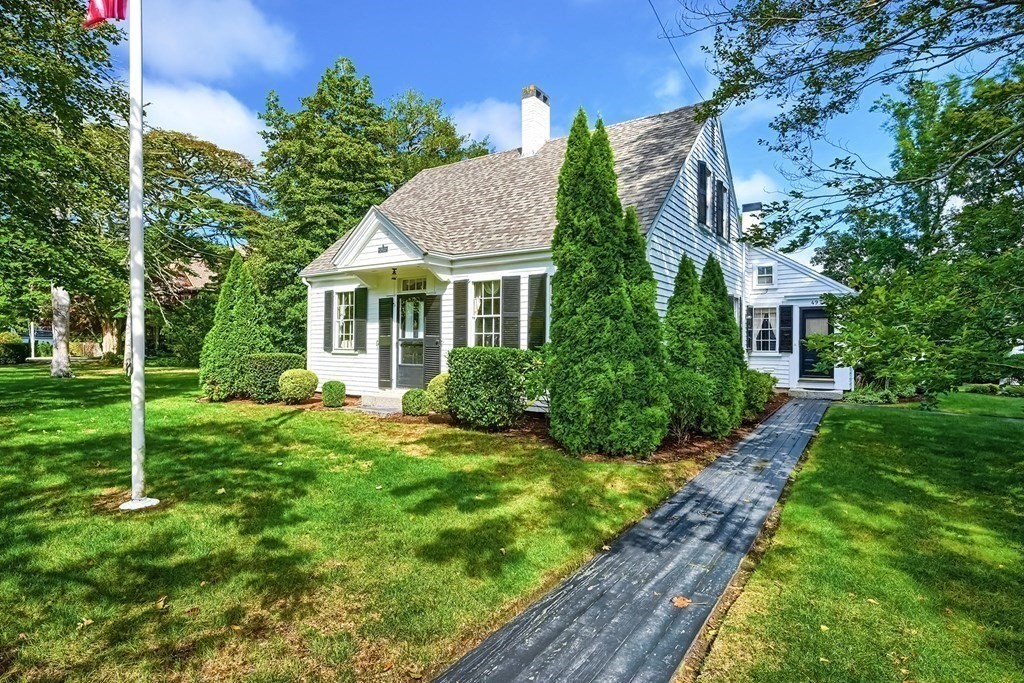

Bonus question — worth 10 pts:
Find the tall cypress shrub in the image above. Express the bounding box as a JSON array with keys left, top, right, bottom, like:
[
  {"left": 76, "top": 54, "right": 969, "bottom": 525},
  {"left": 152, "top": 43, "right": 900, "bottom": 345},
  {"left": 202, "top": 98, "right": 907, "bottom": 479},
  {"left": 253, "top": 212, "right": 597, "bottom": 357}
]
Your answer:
[
  {"left": 663, "top": 254, "right": 713, "bottom": 436},
  {"left": 698, "top": 255, "right": 746, "bottom": 437},
  {"left": 548, "top": 112, "right": 668, "bottom": 456},
  {"left": 199, "top": 253, "right": 271, "bottom": 400}
]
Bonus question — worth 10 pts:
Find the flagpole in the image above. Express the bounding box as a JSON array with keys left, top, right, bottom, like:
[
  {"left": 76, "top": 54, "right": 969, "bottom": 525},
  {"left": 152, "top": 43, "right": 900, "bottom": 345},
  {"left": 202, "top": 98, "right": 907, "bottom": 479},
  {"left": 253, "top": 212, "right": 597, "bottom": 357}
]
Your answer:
[{"left": 121, "top": 0, "right": 157, "bottom": 511}]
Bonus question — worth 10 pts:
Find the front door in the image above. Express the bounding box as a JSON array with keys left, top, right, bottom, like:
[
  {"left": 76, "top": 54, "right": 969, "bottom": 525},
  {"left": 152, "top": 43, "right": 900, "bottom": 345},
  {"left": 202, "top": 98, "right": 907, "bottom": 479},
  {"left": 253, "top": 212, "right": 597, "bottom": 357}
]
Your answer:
[
  {"left": 799, "top": 307, "right": 833, "bottom": 379},
  {"left": 396, "top": 293, "right": 425, "bottom": 388}
]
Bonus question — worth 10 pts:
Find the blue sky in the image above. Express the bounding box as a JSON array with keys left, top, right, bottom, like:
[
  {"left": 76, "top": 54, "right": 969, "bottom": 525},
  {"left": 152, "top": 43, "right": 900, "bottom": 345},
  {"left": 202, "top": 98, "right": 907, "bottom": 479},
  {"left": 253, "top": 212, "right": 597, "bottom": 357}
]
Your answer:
[{"left": 124, "top": 0, "right": 895, "bottom": 243}]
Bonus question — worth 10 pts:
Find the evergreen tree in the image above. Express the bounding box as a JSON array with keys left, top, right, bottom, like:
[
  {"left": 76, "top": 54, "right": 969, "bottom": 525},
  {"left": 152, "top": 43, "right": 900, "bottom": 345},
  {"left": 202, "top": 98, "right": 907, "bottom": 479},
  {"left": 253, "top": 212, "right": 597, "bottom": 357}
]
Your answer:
[
  {"left": 663, "top": 254, "right": 713, "bottom": 437},
  {"left": 199, "top": 254, "right": 270, "bottom": 400},
  {"left": 698, "top": 255, "right": 746, "bottom": 437},
  {"left": 548, "top": 111, "right": 668, "bottom": 456}
]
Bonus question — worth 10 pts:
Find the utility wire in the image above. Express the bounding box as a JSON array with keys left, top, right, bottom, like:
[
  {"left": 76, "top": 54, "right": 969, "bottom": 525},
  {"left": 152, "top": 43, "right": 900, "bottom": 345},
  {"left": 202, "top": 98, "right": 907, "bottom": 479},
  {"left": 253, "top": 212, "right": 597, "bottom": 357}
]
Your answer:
[{"left": 647, "top": 0, "right": 705, "bottom": 101}]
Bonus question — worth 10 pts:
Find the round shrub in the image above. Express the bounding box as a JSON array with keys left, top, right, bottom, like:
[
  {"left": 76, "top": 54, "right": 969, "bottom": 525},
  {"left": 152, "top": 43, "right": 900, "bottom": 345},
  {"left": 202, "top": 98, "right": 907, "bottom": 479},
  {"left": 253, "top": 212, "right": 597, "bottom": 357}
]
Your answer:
[
  {"left": 402, "top": 388, "right": 430, "bottom": 416},
  {"left": 425, "top": 373, "right": 449, "bottom": 413},
  {"left": 0, "top": 332, "right": 28, "bottom": 365},
  {"left": 322, "top": 380, "right": 347, "bottom": 408},
  {"left": 742, "top": 369, "right": 777, "bottom": 420},
  {"left": 667, "top": 367, "right": 714, "bottom": 440},
  {"left": 447, "top": 347, "right": 542, "bottom": 430},
  {"left": 279, "top": 369, "right": 318, "bottom": 404},
  {"left": 961, "top": 383, "right": 999, "bottom": 394},
  {"left": 242, "top": 353, "right": 306, "bottom": 403},
  {"left": 1000, "top": 384, "right": 1024, "bottom": 398}
]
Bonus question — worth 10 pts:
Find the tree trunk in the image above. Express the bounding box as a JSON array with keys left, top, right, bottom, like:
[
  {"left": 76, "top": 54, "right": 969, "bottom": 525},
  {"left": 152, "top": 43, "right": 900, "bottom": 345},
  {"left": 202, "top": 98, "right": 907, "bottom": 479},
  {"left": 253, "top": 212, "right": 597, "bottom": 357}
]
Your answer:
[
  {"left": 101, "top": 315, "right": 120, "bottom": 355},
  {"left": 123, "top": 306, "right": 132, "bottom": 374},
  {"left": 50, "top": 285, "right": 73, "bottom": 378}
]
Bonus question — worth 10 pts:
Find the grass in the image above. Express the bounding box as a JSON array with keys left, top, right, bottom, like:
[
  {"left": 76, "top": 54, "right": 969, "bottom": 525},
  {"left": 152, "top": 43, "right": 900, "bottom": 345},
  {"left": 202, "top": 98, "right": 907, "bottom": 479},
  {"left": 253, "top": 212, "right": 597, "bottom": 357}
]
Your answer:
[
  {"left": 0, "top": 363, "right": 700, "bottom": 681},
  {"left": 697, "top": 397, "right": 1024, "bottom": 683},
  {"left": 936, "top": 391, "right": 1024, "bottom": 419}
]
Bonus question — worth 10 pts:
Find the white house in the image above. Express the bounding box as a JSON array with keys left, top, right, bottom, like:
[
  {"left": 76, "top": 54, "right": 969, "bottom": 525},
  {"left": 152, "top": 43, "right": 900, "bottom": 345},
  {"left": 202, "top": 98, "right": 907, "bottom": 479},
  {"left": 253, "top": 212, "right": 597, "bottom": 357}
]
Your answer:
[{"left": 300, "top": 85, "right": 853, "bottom": 403}]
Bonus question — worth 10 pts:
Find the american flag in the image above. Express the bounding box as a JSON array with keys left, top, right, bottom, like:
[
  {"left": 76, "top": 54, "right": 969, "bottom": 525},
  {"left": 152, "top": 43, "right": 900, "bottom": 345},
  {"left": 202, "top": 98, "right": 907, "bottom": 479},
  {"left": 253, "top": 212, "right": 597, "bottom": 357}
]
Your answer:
[{"left": 83, "top": 0, "right": 127, "bottom": 28}]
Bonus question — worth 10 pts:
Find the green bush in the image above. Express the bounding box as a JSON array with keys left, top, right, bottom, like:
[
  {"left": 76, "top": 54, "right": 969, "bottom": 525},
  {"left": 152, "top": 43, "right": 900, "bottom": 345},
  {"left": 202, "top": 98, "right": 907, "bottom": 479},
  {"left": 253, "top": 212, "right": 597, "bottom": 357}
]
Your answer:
[
  {"left": 100, "top": 352, "right": 122, "bottom": 367},
  {"left": 698, "top": 256, "right": 747, "bottom": 438},
  {"left": 845, "top": 385, "right": 897, "bottom": 404},
  {"left": 322, "top": 380, "right": 346, "bottom": 407},
  {"left": 893, "top": 382, "right": 920, "bottom": 398},
  {"left": 667, "top": 368, "right": 715, "bottom": 439},
  {"left": 402, "top": 389, "right": 430, "bottom": 416},
  {"left": 961, "top": 383, "right": 999, "bottom": 394},
  {"left": 278, "top": 369, "right": 317, "bottom": 404},
  {"left": 242, "top": 353, "right": 305, "bottom": 403},
  {"left": 35, "top": 341, "right": 53, "bottom": 356},
  {"left": 0, "top": 331, "right": 28, "bottom": 365},
  {"left": 425, "top": 373, "right": 449, "bottom": 413},
  {"left": 165, "top": 289, "right": 217, "bottom": 367},
  {"left": 743, "top": 369, "right": 777, "bottom": 420},
  {"left": 1000, "top": 384, "right": 1024, "bottom": 398},
  {"left": 199, "top": 254, "right": 270, "bottom": 401},
  {"left": 447, "top": 347, "right": 542, "bottom": 430}
]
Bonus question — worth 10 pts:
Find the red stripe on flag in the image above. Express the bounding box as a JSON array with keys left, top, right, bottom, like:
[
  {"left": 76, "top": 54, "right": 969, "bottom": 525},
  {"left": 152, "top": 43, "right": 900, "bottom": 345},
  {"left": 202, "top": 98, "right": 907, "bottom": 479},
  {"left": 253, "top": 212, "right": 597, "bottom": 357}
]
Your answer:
[{"left": 84, "top": 0, "right": 127, "bottom": 28}]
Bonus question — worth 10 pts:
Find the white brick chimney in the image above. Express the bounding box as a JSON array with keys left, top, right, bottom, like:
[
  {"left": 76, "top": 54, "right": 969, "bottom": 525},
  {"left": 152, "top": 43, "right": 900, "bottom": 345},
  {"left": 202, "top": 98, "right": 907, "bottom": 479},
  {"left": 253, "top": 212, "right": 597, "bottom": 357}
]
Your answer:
[{"left": 521, "top": 85, "right": 550, "bottom": 157}]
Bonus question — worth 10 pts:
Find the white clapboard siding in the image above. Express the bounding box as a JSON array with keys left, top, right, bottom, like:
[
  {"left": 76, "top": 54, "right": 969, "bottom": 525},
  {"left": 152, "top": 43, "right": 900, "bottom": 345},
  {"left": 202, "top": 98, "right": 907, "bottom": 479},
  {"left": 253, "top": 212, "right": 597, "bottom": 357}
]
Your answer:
[
  {"left": 348, "top": 226, "right": 419, "bottom": 269},
  {"left": 306, "top": 275, "right": 380, "bottom": 395},
  {"left": 645, "top": 119, "right": 745, "bottom": 315}
]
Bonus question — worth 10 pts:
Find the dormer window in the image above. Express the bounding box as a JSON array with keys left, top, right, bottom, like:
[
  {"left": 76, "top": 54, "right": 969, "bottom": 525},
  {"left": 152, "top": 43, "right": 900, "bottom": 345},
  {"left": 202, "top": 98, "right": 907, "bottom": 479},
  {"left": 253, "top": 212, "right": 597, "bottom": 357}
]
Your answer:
[{"left": 756, "top": 265, "right": 775, "bottom": 287}]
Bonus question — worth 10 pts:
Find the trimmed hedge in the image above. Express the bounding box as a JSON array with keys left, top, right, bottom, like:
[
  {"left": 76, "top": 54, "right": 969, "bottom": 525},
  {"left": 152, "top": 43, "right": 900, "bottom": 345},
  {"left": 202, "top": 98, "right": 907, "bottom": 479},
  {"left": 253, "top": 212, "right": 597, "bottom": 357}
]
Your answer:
[
  {"left": 962, "top": 383, "right": 999, "bottom": 394},
  {"left": 447, "top": 347, "right": 541, "bottom": 430},
  {"left": 242, "top": 353, "right": 306, "bottom": 403},
  {"left": 402, "top": 389, "right": 430, "bottom": 416},
  {"left": 425, "top": 373, "right": 449, "bottom": 414},
  {"left": 742, "top": 369, "right": 777, "bottom": 420},
  {"left": 667, "top": 367, "right": 714, "bottom": 440},
  {"left": 1000, "top": 384, "right": 1024, "bottom": 398},
  {"left": 0, "top": 333, "right": 28, "bottom": 365},
  {"left": 322, "top": 380, "right": 346, "bottom": 408},
  {"left": 279, "top": 369, "right": 317, "bottom": 404}
]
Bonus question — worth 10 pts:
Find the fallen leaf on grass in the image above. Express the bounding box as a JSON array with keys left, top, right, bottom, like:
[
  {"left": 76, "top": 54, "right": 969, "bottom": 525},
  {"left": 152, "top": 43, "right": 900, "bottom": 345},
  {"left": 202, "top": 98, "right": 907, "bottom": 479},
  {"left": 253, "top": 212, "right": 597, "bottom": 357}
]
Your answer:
[
  {"left": 500, "top": 547, "right": 506, "bottom": 555},
  {"left": 819, "top": 658, "right": 830, "bottom": 663},
  {"left": 199, "top": 581, "right": 208, "bottom": 587},
  {"left": 867, "top": 598, "right": 880, "bottom": 605},
  {"left": 216, "top": 488, "right": 226, "bottom": 495},
  {"left": 375, "top": 485, "right": 383, "bottom": 490},
  {"left": 383, "top": 662, "right": 393, "bottom": 672},
  {"left": 672, "top": 596, "right": 692, "bottom": 608},
  {"left": 155, "top": 596, "right": 168, "bottom": 610},
  {"left": 230, "top": 625, "right": 241, "bottom": 631},
  {"left": 602, "top": 545, "right": 611, "bottom": 551},
  {"left": 77, "top": 618, "right": 93, "bottom": 630},
  {"left": 820, "top": 625, "right": 830, "bottom": 631},
  {"left": 18, "top": 633, "right": 27, "bottom": 641}
]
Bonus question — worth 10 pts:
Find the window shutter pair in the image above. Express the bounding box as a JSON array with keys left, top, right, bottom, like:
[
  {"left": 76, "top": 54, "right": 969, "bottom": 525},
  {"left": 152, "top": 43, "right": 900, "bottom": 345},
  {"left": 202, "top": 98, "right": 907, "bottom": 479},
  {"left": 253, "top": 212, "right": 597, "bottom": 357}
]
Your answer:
[
  {"left": 779, "top": 305, "right": 794, "bottom": 353},
  {"left": 696, "top": 161, "right": 708, "bottom": 225},
  {"left": 323, "top": 287, "right": 367, "bottom": 353},
  {"left": 452, "top": 276, "right": 547, "bottom": 349}
]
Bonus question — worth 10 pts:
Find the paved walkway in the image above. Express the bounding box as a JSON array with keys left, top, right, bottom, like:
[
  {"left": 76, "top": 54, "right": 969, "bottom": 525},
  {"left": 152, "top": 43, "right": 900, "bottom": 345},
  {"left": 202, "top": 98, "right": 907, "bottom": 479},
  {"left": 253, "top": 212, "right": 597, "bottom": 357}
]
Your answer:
[{"left": 436, "top": 398, "right": 831, "bottom": 683}]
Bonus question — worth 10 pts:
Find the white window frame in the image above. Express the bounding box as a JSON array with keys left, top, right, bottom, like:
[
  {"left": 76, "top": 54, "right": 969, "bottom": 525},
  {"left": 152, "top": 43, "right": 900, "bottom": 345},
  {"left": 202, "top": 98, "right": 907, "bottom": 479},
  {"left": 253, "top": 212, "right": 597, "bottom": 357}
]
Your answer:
[
  {"left": 756, "top": 265, "right": 775, "bottom": 287},
  {"left": 334, "top": 289, "right": 356, "bottom": 352},
  {"left": 472, "top": 279, "right": 501, "bottom": 347},
  {"left": 752, "top": 306, "right": 779, "bottom": 354}
]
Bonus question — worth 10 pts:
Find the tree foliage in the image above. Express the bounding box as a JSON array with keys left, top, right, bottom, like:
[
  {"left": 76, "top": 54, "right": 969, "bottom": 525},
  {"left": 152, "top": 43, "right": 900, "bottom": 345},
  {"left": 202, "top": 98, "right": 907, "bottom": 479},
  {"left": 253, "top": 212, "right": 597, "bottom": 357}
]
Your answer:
[
  {"left": 698, "top": 256, "right": 746, "bottom": 437},
  {"left": 548, "top": 110, "right": 669, "bottom": 456}
]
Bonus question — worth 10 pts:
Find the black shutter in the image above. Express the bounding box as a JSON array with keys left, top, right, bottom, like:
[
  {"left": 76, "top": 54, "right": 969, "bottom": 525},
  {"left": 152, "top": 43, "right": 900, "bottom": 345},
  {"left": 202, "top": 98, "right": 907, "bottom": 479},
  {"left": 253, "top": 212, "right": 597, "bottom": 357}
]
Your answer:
[
  {"left": 453, "top": 280, "right": 468, "bottom": 348},
  {"left": 501, "top": 275, "right": 521, "bottom": 348},
  {"left": 745, "top": 306, "right": 753, "bottom": 352},
  {"left": 354, "top": 286, "right": 368, "bottom": 353},
  {"left": 527, "top": 273, "right": 547, "bottom": 350},
  {"left": 378, "top": 297, "right": 393, "bottom": 389},
  {"left": 779, "top": 305, "right": 794, "bottom": 353},
  {"left": 423, "top": 294, "right": 442, "bottom": 384},
  {"left": 715, "top": 180, "right": 725, "bottom": 237},
  {"left": 697, "top": 161, "right": 708, "bottom": 225},
  {"left": 323, "top": 290, "right": 334, "bottom": 353}
]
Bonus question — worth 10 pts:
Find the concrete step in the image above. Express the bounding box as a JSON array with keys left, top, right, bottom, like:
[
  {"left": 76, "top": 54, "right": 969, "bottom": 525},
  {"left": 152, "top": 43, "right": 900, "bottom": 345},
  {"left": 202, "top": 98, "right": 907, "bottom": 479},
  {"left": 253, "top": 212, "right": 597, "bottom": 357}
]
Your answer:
[
  {"left": 789, "top": 387, "right": 844, "bottom": 400},
  {"left": 358, "top": 390, "right": 407, "bottom": 413}
]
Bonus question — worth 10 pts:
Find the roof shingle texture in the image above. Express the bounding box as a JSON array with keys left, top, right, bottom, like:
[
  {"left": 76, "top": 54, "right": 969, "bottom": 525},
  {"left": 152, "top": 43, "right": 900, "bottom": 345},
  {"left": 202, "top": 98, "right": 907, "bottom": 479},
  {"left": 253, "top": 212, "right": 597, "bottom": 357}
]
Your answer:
[{"left": 302, "top": 105, "right": 700, "bottom": 276}]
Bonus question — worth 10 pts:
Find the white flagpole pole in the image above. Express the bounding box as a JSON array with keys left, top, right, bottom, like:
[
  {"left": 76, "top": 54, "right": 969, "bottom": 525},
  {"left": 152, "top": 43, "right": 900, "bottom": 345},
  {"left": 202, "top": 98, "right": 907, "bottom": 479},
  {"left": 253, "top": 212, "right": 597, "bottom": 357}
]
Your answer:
[{"left": 121, "top": 0, "right": 158, "bottom": 511}]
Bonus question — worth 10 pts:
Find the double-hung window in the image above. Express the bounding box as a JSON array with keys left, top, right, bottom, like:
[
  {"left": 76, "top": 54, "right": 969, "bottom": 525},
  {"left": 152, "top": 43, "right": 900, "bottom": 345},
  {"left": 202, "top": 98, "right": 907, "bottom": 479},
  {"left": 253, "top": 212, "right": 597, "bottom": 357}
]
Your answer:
[
  {"left": 473, "top": 280, "right": 501, "bottom": 347},
  {"left": 753, "top": 307, "right": 778, "bottom": 352},
  {"left": 335, "top": 291, "right": 356, "bottom": 351},
  {"left": 756, "top": 265, "right": 774, "bottom": 287}
]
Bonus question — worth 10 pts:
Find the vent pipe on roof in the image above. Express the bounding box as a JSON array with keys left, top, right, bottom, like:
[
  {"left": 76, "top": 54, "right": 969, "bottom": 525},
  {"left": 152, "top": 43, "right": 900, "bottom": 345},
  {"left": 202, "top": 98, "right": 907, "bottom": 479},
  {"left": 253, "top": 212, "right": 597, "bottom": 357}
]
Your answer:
[{"left": 521, "top": 85, "right": 550, "bottom": 157}]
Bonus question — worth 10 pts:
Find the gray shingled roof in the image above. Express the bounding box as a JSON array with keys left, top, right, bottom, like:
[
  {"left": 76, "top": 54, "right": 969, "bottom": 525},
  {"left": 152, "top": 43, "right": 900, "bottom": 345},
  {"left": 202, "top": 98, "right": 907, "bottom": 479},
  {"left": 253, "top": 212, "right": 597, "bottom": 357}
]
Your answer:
[{"left": 301, "top": 105, "right": 701, "bottom": 276}]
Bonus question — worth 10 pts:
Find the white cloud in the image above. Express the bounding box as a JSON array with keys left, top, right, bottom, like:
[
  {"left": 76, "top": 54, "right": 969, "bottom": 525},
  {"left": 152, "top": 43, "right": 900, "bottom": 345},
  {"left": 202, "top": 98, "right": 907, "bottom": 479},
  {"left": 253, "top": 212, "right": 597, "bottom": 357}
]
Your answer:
[
  {"left": 145, "top": 81, "right": 264, "bottom": 160},
  {"left": 654, "top": 71, "right": 683, "bottom": 102},
  {"left": 732, "top": 170, "right": 781, "bottom": 206},
  {"left": 451, "top": 99, "right": 521, "bottom": 152},
  {"left": 723, "top": 98, "right": 778, "bottom": 131},
  {"left": 144, "top": 0, "right": 299, "bottom": 81}
]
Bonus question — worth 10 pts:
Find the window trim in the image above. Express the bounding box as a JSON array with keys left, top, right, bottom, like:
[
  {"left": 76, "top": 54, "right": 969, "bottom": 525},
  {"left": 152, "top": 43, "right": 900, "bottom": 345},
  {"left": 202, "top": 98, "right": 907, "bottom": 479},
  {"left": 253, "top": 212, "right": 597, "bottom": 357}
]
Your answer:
[
  {"left": 471, "top": 279, "right": 502, "bottom": 347},
  {"left": 756, "top": 265, "right": 775, "bottom": 287},
  {"left": 333, "top": 288, "right": 357, "bottom": 353},
  {"left": 752, "top": 306, "right": 779, "bottom": 355}
]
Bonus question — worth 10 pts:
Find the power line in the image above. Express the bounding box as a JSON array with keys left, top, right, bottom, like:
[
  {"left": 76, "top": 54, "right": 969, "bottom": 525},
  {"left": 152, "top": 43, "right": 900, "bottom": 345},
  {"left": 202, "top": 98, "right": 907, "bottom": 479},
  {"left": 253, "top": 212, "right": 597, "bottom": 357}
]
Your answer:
[{"left": 647, "top": 0, "right": 705, "bottom": 101}]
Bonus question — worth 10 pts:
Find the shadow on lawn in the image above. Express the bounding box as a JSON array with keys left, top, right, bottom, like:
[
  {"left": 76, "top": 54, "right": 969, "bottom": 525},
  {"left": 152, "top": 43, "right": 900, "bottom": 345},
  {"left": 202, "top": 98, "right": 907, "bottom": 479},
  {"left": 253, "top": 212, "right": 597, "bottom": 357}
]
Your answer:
[{"left": 785, "top": 408, "right": 1024, "bottom": 671}]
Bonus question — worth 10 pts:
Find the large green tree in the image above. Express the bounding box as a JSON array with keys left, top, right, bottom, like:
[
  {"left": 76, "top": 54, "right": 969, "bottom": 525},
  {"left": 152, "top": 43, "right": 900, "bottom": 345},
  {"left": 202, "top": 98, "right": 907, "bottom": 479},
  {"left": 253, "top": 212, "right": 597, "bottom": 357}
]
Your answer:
[
  {"left": 548, "top": 110, "right": 668, "bottom": 456},
  {"left": 250, "top": 59, "right": 487, "bottom": 352}
]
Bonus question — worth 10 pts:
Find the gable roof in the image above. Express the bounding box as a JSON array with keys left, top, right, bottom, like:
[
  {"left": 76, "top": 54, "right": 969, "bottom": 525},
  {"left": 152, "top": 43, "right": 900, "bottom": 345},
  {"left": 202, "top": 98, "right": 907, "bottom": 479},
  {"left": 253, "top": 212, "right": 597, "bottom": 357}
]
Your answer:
[{"left": 301, "top": 104, "right": 703, "bottom": 276}]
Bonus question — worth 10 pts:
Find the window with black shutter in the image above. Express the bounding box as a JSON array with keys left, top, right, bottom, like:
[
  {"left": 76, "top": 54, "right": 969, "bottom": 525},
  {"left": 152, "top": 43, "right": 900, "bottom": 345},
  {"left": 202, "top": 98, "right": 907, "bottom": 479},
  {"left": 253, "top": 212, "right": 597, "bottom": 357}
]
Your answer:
[
  {"left": 696, "top": 161, "right": 708, "bottom": 225},
  {"left": 527, "top": 273, "right": 547, "bottom": 350}
]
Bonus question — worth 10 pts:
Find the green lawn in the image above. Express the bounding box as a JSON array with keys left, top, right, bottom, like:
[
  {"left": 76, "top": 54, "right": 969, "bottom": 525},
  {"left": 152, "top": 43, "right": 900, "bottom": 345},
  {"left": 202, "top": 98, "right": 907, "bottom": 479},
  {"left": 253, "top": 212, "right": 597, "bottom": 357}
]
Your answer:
[
  {"left": 0, "top": 364, "right": 698, "bottom": 681},
  {"left": 937, "top": 391, "right": 1024, "bottom": 419},
  {"left": 697, "top": 398, "right": 1024, "bottom": 683}
]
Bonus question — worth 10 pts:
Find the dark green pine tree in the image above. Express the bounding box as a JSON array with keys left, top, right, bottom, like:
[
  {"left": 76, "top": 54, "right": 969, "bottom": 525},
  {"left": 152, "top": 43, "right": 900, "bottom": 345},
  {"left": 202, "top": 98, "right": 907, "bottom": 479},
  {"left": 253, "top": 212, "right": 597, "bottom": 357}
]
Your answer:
[
  {"left": 199, "top": 253, "right": 271, "bottom": 401},
  {"left": 698, "top": 255, "right": 746, "bottom": 437},
  {"left": 663, "top": 254, "right": 713, "bottom": 437},
  {"left": 548, "top": 112, "right": 668, "bottom": 456}
]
